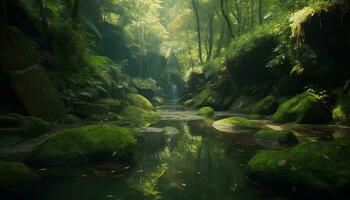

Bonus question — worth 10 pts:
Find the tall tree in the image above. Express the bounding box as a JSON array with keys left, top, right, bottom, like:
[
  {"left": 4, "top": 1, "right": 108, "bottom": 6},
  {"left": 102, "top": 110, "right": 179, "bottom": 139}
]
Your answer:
[
  {"left": 258, "top": 0, "right": 263, "bottom": 25},
  {"left": 191, "top": 0, "right": 204, "bottom": 65},
  {"left": 220, "top": 0, "right": 234, "bottom": 39}
]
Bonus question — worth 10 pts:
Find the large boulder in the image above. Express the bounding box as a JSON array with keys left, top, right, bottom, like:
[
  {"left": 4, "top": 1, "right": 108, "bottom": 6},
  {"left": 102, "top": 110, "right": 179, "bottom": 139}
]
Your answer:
[
  {"left": 127, "top": 94, "right": 154, "bottom": 111},
  {"left": 0, "top": 113, "right": 49, "bottom": 138},
  {"left": 246, "top": 138, "right": 350, "bottom": 198},
  {"left": 212, "top": 117, "right": 261, "bottom": 133},
  {"left": 0, "top": 161, "right": 37, "bottom": 199},
  {"left": 272, "top": 93, "right": 331, "bottom": 124},
  {"left": 9, "top": 65, "right": 66, "bottom": 121},
  {"left": 252, "top": 95, "right": 279, "bottom": 115},
  {"left": 0, "top": 24, "right": 38, "bottom": 72},
  {"left": 28, "top": 124, "right": 137, "bottom": 165}
]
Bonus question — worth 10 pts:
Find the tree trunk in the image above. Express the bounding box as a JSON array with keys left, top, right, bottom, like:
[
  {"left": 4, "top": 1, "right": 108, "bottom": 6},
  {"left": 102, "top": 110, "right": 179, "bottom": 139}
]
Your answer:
[
  {"left": 72, "top": 0, "right": 80, "bottom": 24},
  {"left": 206, "top": 10, "right": 214, "bottom": 61},
  {"left": 258, "top": 0, "right": 263, "bottom": 25},
  {"left": 220, "top": 0, "right": 234, "bottom": 39},
  {"left": 36, "top": 0, "right": 48, "bottom": 28},
  {"left": 191, "top": 0, "right": 204, "bottom": 65}
]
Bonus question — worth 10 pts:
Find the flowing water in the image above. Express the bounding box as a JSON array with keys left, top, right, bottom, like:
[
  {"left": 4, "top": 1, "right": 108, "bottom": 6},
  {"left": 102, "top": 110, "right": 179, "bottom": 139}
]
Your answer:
[{"left": 5, "top": 103, "right": 349, "bottom": 200}]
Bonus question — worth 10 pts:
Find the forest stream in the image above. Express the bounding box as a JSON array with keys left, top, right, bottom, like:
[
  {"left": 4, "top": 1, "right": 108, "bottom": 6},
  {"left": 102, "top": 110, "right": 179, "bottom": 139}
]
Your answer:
[{"left": 1, "top": 102, "right": 348, "bottom": 200}]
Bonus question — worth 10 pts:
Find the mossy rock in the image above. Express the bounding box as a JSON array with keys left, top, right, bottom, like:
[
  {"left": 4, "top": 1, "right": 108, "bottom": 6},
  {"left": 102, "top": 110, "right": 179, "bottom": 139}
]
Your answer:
[
  {"left": 95, "top": 98, "right": 122, "bottom": 113},
  {"left": 272, "top": 93, "right": 331, "bottom": 124},
  {"left": 127, "top": 94, "right": 154, "bottom": 111},
  {"left": 10, "top": 65, "right": 66, "bottom": 121},
  {"left": 252, "top": 95, "right": 279, "bottom": 115},
  {"left": 162, "top": 127, "right": 180, "bottom": 136},
  {"left": 73, "top": 102, "right": 110, "bottom": 118},
  {"left": 62, "top": 114, "right": 81, "bottom": 124},
  {"left": 212, "top": 117, "right": 261, "bottom": 133},
  {"left": 0, "top": 161, "right": 37, "bottom": 199},
  {"left": 120, "top": 106, "right": 160, "bottom": 127},
  {"left": 197, "top": 107, "right": 215, "bottom": 118},
  {"left": 246, "top": 138, "right": 350, "bottom": 198},
  {"left": 0, "top": 113, "right": 49, "bottom": 138},
  {"left": 255, "top": 129, "right": 299, "bottom": 149},
  {"left": 332, "top": 95, "right": 350, "bottom": 126},
  {"left": 29, "top": 124, "right": 137, "bottom": 165}
]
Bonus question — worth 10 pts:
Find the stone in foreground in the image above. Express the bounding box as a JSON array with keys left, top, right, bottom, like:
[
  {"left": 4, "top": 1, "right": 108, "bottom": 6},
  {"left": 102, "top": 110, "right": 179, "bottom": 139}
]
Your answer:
[{"left": 29, "top": 124, "right": 137, "bottom": 165}]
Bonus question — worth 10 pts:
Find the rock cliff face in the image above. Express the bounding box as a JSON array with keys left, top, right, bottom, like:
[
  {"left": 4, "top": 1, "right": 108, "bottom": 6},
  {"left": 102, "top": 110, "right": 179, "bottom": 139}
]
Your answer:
[{"left": 0, "top": 24, "right": 66, "bottom": 121}]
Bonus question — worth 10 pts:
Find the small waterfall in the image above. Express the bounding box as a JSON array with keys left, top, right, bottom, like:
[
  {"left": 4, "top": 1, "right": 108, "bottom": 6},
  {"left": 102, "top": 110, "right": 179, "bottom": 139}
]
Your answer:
[{"left": 171, "top": 84, "right": 178, "bottom": 100}]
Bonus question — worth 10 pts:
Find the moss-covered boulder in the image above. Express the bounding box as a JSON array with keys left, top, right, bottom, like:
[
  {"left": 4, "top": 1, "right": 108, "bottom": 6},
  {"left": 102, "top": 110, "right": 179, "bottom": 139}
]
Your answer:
[
  {"left": 29, "top": 124, "right": 137, "bottom": 165},
  {"left": 252, "top": 95, "right": 279, "bottom": 115},
  {"left": 127, "top": 94, "right": 154, "bottom": 111},
  {"left": 9, "top": 65, "right": 66, "bottom": 121},
  {"left": 272, "top": 93, "right": 331, "bottom": 124},
  {"left": 230, "top": 95, "right": 258, "bottom": 114},
  {"left": 212, "top": 117, "right": 261, "bottom": 133},
  {"left": 0, "top": 113, "right": 49, "bottom": 138},
  {"left": 73, "top": 102, "right": 110, "bottom": 118},
  {"left": 0, "top": 161, "right": 37, "bottom": 199},
  {"left": 255, "top": 129, "right": 299, "bottom": 149},
  {"left": 120, "top": 106, "right": 160, "bottom": 127},
  {"left": 95, "top": 98, "right": 122, "bottom": 113},
  {"left": 246, "top": 138, "right": 350, "bottom": 197},
  {"left": 197, "top": 107, "right": 215, "bottom": 118},
  {"left": 192, "top": 88, "right": 221, "bottom": 108},
  {"left": 332, "top": 95, "right": 350, "bottom": 126}
]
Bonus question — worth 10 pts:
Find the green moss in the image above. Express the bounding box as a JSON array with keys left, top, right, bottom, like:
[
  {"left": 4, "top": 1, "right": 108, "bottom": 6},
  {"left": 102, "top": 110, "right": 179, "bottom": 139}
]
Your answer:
[
  {"left": 0, "top": 113, "right": 49, "bottom": 138},
  {"left": 0, "top": 161, "right": 37, "bottom": 198},
  {"left": 252, "top": 96, "right": 279, "bottom": 115},
  {"left": 127, "top": 94, "right": 154, "bottom": 111},
  {"left": 29, "top": 124, "right": 137, "bottom": 165},
  {"left": 120, "top": 106, "right": 160, "bottom": 127},
  {"left": 332, "top": 96, "right": 350, "bottom": 125},
  {"left": 212, "top": 117, "right": 261, "bottom": 133},
  {"left": 192, "top": 88, "right": 221, "bottom": 108},
  {"left": 197, "top": 107, "right": 215, "bottom": 118},
  {"left": 246, "top": 138, "right": 350, "bottom": 197},
  {"left": 255, "top": 129, "right": 299, "bottom": 149},
  {"left": 162, "top": 127, "right": 180, "bottom": 136},
  {"left": 272, "top": 93, "right": 331, "bottom": 124}
]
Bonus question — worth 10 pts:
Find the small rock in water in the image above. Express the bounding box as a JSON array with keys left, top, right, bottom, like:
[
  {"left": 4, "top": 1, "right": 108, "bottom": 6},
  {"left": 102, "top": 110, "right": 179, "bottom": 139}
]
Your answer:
[
  {"left": 181, "top": 183, "right": 187, "bottom": 187},
  {"left": 196, "top": 171, "right": 201, "bottom": 175},
  {"left": 106, "top": 194, "right": 114, "bottom": 198},
  {"left": 38, "top": 168, "right": 47, "bottom": 172},
  {"left": 137, "top": 170, "right": 144, "bottom": 174},
  {"left": 124, "top": 166, "right": 130, "bottom": 170}
]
